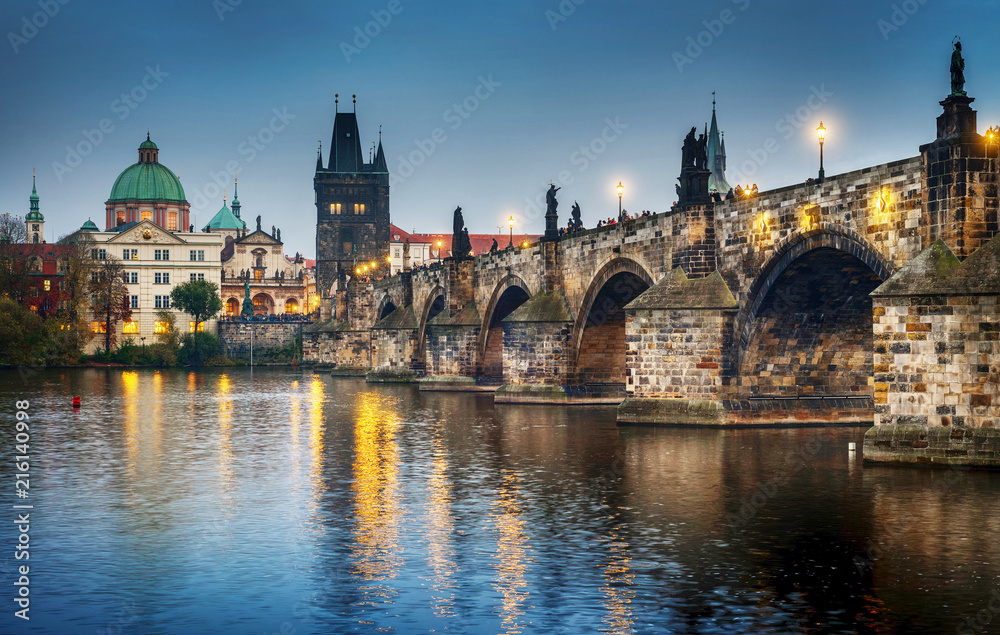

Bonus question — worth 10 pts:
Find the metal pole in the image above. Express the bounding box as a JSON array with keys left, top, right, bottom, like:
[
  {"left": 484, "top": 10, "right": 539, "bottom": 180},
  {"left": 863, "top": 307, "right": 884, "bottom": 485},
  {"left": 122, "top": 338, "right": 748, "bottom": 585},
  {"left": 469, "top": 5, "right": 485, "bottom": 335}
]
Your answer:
[{"left": 819, "top": 140, "right": 825, "bottom": 181}]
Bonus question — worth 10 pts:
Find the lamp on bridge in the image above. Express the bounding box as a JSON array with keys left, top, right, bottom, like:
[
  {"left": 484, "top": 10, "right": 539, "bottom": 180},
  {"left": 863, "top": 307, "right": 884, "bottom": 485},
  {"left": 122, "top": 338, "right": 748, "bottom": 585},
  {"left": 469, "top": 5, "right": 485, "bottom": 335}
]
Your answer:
[
  {"left": 437, "top": 240, "right": 443, "bottom": 264},
  {"left": 507, "top": 216, "right": 514, "bottom": 250},
  {"left": 816, "top": 121, "right": 826, "bottom": 183},
  {"left": 617, "top": 182, "right": 624, "bottom": 221}
]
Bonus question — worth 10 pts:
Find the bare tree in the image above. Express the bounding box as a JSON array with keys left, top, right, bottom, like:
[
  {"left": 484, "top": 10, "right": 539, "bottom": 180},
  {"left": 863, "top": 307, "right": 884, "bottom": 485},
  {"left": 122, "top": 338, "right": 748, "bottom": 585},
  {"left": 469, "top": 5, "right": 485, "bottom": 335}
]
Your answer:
[
  {"left": 87, "top": 254, "right": 132, "bottom": 352},
  {"left": 0, "top": 214, "right": 30, "bottom": 303}
]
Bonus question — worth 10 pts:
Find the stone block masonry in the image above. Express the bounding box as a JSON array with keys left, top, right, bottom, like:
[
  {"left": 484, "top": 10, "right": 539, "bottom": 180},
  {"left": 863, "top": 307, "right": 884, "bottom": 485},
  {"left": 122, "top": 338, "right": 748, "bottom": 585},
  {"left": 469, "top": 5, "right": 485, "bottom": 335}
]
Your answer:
[{"left": 220, "top": 322, "right": 304, "bottom": 363}]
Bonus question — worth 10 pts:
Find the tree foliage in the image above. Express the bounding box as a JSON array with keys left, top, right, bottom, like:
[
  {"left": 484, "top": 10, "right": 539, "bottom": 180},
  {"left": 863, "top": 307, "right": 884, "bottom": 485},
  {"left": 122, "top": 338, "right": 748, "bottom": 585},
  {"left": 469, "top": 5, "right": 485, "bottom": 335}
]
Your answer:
[{"left": 170, "top": 279, "right": 222, "bottom": 332}]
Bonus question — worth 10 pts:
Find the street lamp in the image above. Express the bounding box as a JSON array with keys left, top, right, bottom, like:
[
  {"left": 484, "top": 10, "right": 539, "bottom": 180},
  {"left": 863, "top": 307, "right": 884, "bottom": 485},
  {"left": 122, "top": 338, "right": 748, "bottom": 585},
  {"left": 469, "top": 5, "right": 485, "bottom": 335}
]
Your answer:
[
  {"left": 140, "top": 336, "right": 145, "bottom": 349},
  {"left": 507, "top": 216, "right": 514, "bottom": 250},
  {"left": 437, "top": 240, "right": 443, "bottom": 264},
  {"left": 816, "top": 121, "right": 826, "bottom": 182},
  {"left": 617, "top": 182, "right": 624, "bottom": 221}
]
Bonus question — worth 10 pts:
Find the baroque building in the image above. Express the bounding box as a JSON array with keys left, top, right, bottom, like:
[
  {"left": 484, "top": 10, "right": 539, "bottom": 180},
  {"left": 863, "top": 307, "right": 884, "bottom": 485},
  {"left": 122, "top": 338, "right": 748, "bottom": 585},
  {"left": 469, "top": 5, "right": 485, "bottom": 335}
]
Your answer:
[{"left": 314, "top": 97, "right": 389, "bottom": 311}]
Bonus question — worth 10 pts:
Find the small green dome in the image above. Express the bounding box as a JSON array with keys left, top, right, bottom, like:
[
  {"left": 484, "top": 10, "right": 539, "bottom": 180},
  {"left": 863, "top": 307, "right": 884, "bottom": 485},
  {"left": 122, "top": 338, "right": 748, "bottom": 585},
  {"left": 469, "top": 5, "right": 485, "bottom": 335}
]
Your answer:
[
  {"left": 80, "top": 219, "right": 99, "bottom": 232},
  {"left": 109, "top": 162, "right": 186, "bottom": 203},
  {"left": 25, "top": 210, "right": 43, "bottom": 222},
  {"left": 139, "top": 133, "right": 158, "bottom": 150},
  {"left": 203, "top": 202, "right": 243, "bottom": 231}
]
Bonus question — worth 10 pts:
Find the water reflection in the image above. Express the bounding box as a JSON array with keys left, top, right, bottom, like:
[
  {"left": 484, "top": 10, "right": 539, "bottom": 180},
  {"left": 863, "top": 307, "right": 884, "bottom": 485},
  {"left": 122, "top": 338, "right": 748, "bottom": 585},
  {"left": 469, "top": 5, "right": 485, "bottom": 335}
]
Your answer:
[
  {"left": 600, "top": 523, "right": 635, "bottom": 634},
  {"left": 425, "top": 424, "right": 456, "bottom": 617},
  {"left": 350, "top": 391, "right": 403, "bottom": 615},
  {"left": 491, "top": 469, "right": 533, "bottom": 635}
]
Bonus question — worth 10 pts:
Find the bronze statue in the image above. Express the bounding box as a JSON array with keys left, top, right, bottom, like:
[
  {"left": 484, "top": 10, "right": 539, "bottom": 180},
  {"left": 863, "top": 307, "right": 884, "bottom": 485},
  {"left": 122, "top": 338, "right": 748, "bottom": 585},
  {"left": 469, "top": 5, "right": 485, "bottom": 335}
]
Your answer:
[
  {"left": 490, "top": 238, "right": 498, "bottom": 253},
  {"left": 240, "top": 281, "right": 254, "bottom": 318},
  {"left": 682, "top": 127, "right": 697, "bottom": 167},
  {"left": 544, "top": 184, "right": 561, "bottom": 240},
  {"left": 256, "top": 215, "right": 261, "bottom": 232},
  {"left": 951, "top": 38, "right": 966, "bottom": 97},
  {"left": 695, "top": 132, "right": 708, "bottom": 170}
]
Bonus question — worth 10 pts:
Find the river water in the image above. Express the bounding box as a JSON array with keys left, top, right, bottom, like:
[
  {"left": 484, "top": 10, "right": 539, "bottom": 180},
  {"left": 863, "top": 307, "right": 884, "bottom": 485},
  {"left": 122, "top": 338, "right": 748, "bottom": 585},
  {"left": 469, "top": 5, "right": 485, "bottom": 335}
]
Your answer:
[{"left": 1, "top": 368, "right": 999, "bottom": 634}]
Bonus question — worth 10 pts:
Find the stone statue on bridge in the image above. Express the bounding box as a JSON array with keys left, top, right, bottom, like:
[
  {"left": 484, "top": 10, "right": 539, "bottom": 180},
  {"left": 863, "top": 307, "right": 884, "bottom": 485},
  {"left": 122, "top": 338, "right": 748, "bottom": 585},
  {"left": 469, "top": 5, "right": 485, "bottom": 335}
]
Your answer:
[
  {"left": 570, "top": 201, "right": 583, "bottom": 231},
  {"left": 951, "top": 38, "right": 966, "bottom": 96},
  {"left": 544, "top": 184, "right": 561, "bottom": 240},
  {"left": 256, "top": 215, "right": 262, "bottom": 232},
  {"left": 451, "top": 207, "right": 472, "bottom": 259}
]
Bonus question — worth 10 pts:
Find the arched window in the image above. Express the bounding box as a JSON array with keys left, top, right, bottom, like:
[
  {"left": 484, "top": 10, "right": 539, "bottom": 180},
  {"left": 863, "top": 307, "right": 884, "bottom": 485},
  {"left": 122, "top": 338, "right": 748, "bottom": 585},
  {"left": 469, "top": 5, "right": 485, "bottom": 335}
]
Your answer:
[
  {"left": 227, "top": 298, "right": 240, "bottom": 315},
  {"left": 284, "top": 299, "right": 299, "bottom": 314}
]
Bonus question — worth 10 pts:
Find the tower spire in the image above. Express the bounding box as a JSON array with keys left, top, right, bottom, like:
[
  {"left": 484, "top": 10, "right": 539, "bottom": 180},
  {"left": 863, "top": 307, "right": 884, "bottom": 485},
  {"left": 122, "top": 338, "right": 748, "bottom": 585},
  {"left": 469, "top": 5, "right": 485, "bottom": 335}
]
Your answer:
[
  {"left": 232, "top": 176, "right": 241, "bottom": 218},
  {"left": 707, "top": 93, "right": 731, "bottom": 194},
  {"left": 335, "top": 94, "right": 339, "bottom": 113}
]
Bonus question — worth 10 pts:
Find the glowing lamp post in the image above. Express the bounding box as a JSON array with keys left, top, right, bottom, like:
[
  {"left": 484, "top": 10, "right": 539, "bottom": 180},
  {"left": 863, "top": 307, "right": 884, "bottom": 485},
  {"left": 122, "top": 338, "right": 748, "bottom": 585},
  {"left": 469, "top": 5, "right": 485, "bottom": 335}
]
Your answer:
[
  {"left": 437, "top": 240, "right": 443, "bottom": 264},
  {"left": 507, "top": 216, "right": 514, "bottom": 250},
  {"left": 817, "top": 121, "right": 826, "bottom": 182},
  {"left": 617, "top": 181, "right": 624, "bottom": 221}
]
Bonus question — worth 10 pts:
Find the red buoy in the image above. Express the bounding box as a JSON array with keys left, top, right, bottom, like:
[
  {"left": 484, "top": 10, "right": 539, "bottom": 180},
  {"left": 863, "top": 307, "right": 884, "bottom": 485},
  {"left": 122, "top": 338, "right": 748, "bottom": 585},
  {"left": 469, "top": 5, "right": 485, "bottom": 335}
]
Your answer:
[{"left": 72, "top": 396, "right": 81, "bottom": 408}]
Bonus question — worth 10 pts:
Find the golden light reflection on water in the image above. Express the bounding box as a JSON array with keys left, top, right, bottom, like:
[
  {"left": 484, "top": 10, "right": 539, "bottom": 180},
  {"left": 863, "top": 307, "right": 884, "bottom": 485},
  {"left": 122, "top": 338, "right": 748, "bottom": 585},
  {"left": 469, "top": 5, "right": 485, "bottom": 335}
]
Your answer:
[
  {"left": 308, "top": 377, "right": 325, "bottom": 492},
  {"left": 289, "top": 380, "right": 301, "bottom": 479},
  {"left": 350, "top": 391, "right": 402, "bottom": 607},
  {"left": 600, "top": 526, "right": 636, "bottom": 635},
  {"left": 491, "top": 470, "right": 533, "bottom": 635},
  {"left": 121, "top": 371, "right": 140, "bottom": 476},
  {"left": 425, "top": 426, "right": 456, "bottom": 617},
  {"left": 216, "top": 374, "right": 234, "bottom": 492}
]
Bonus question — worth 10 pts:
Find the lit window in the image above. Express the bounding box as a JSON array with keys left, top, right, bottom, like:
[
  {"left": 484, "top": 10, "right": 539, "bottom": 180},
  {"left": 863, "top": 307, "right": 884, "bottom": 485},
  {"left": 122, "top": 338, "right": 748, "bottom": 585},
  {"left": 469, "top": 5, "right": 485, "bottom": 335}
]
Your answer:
[
  {"left": 123, "top": 321, "right": 138, "bottom": 334},
  {"left": 141, "top": 211, "right": 152, "bottom": 221},
  {"left": 189, "top": 322, "right": 205, "bottom": 333},
  {"left": 167, "top": 212, "right": 178, "bottom": 231},
  {"left": 254, "top": 270, "right": 263, "bottom": 281},
  {"left": 154, "top": 321, "right": 169, "bottom": 334},
  {"left": 354, "top": 203, "right": 365, "bottom": 215},
  {"left": 116, "top": 211, "right": 125, "bottom": 225},
  {"left": 91, "top": 321, "right": 107, "bottom": 334},
  {"left": 330, "top": 203, "right": 342, "bottom": 215},
  {"left": 43, "top": 280, "right": 50, "bottom": 291}
]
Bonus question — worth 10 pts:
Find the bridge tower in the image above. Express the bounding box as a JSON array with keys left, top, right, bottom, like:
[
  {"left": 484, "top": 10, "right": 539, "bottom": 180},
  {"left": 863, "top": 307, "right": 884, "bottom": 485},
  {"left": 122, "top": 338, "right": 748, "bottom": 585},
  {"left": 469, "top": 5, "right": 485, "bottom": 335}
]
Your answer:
[{"left": 315, "top": 95, "right": 390, "bottom": 319}]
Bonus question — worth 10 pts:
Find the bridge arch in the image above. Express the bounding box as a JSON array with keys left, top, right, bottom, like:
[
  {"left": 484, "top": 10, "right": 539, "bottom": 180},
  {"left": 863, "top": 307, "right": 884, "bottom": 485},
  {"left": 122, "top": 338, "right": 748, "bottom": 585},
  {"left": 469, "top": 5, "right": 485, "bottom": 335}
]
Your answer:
[
  {"left": 478, "top": 275, "right": 533, "bottom": 381},
  {"left": 377, "top": 296, "right": 397, "bottom": 321},
  {"left": 416, "top": 285, "right": 446, "bottom": 363},
  {"left": 733, "top": 225, "right": 894, "bottom": 398},
  {"left": 572, "top": 257, "right": 654, "bottom": 386}
]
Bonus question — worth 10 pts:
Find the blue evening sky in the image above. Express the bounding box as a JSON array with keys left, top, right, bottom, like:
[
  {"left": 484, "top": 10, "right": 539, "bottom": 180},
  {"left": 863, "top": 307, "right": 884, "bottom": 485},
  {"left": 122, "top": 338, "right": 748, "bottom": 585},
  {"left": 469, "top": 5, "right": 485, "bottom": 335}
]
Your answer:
[{"left": 2, "top": 0, "right": 998, "bottom": 257}]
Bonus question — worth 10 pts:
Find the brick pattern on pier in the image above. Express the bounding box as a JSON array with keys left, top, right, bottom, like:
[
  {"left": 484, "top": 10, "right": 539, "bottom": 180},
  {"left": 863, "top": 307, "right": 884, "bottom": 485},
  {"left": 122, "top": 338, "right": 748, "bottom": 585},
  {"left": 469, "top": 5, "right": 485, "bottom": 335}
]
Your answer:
[
  {"left": 873, "top": 295, "right": 1000, "bottom": 429},
  {"left": 626, "top": 308, "right": 734, "bottom": 399},
  {"left": 219, "top": 322, "right": 303, "bottom": 362}
]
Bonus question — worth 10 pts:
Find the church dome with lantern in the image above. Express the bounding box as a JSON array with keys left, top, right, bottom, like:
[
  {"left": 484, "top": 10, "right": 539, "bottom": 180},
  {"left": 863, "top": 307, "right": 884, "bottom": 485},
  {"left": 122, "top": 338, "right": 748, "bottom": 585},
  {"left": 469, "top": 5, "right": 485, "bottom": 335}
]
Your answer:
[{"left": 104, "top": 134, "right": 191, "bottom": 233}]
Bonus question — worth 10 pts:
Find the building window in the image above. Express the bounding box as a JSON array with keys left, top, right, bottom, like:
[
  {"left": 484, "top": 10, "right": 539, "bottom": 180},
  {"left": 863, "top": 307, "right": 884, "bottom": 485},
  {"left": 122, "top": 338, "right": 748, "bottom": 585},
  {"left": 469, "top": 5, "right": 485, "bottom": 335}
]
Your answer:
[
  {"left": 122, "top": 248, "right": 137, "bottom": 260},
  {"left": 154, "top": 272, "right": 170, "bottom": 284},
  {"left": 254, "top": 270, "right": 263, "bottom": 281},
  {"left": 226, "top": 298, "right": 239, "bottom": 315},
  {"left": 91, "top": 321, "right": 107, "bottom": 334},
  {"left": 43, "top": 280, "right": 51, "bottom": 291},
  {"left": 154, "top": 249, "right": 170, "bottom": 261},
  {"left": 190, "top": 273, "right": 205, "bottom": 281},
  {"left": 189, "top": 322, "right": 205, "bottom": 333},
  {"left": 155, "top": 295, "right": 170, "bottom": 309},
  {"left": 141, "top": 211, "right": 152, "bottom": 222},
  {"left": 126, "top": 272, "right": 138, "bottom": 284},
  {"left": 130, "top": 295, "right": 139, "bottom": 309},
  {"left": 123, "top": 321, "right": 138, "bottom": 334},
  {"left": 354, "top": 203, "right": 365, "bottom": 215},
  {"left": 91, "top": 248, "right": 106, "bottom": 260},
  {"left": 154, "top": 321, "right": 169, "bottom": 334},
  {"left": 189, "top": 250, "right": 204, "bottom": 261},
  {"left": 116, "top": 211, "right": 126, "bottom": 225},
  {"left": 330, "top": 203, "right": 342, "bottom": 215},
  {"left": 167, "top": 212, "right": 178, "bottom": 231},
  {"left": 91, "top": 271, "right": 100, "bottom": 283},
  {"left": 341, "top": 227, "right": 354, "bottom": 256}
]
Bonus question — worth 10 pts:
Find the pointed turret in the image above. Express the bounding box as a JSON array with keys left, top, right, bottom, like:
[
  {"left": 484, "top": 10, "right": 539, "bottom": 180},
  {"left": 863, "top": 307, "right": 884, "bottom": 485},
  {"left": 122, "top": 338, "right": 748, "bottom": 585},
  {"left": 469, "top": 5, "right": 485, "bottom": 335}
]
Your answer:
[
  {"left": 315, "top": 142, "right": 324, "bottom": 172},
  {"left": 231, "top": 176, "right": 241, "bottom": 218},
  {"left": 707, "top": 95, "right": 731, "bottom": 194},
  {"left": 374, "top": 138, "right": 388, "bottom": 173}
]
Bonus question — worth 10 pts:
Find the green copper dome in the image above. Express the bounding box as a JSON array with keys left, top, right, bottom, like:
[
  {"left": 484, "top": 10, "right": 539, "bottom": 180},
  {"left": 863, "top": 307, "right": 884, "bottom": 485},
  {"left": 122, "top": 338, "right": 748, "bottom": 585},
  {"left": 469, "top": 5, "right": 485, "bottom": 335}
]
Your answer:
[
  {"left": 80, "top": 219, "right": 99, "bottom": 232},
  {"left": 109, "top": 162, "right": 186, "bottom": 202},
  {"left": 108, "top": 136, "right": 185, "bottom": 203}
]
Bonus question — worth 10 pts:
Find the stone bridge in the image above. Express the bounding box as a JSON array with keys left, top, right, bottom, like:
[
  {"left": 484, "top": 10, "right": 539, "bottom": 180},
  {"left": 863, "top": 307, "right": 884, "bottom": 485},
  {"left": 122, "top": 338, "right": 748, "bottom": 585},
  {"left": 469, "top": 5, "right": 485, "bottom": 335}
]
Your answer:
[{"left": 306, "top": 93, "right": 1000, "bottom": 466}]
